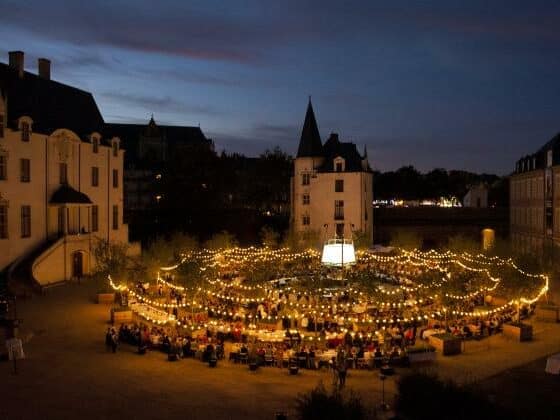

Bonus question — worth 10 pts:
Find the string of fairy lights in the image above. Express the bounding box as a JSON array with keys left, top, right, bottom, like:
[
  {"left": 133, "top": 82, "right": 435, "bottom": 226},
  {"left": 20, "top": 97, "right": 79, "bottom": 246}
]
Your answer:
[{"left": 108, "top": 247, "right": 549, "bottom": 334}]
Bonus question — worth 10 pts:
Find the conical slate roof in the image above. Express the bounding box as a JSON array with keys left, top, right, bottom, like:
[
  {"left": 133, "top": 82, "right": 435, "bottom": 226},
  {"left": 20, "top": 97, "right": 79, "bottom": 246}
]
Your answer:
[{"left": 296, "top": 99, "right": 323, "bottom": 157}]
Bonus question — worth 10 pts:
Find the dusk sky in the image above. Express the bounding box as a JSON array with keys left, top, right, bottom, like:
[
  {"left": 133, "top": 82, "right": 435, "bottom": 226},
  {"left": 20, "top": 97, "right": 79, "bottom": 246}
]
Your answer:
[{"left": 1, "top": 0, "right": 559, "bottom": 174}]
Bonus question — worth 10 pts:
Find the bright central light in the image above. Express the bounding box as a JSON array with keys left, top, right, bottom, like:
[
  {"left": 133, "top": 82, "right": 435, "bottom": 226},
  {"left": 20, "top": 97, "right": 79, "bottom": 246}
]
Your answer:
[{"left": 321, "top": 239, "right": 356, "bottom": 266}]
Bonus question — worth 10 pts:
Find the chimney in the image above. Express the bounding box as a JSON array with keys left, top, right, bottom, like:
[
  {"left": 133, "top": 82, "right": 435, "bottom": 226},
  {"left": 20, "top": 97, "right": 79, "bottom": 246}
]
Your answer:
[
  {"left": 8, "top": 51, "right": 24, "bottom": 78},
  {"left": 38, "top": 58, "right": 51, "bottom": 80}
]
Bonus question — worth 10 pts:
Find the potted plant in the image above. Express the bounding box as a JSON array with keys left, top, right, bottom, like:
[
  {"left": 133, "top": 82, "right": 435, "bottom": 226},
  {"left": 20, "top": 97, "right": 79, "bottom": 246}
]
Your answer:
[
  {"left": 405, "top": 343, "right": 436, "bottom": 364},
  {"left": 535, "top": 303, "right": 559, "bottom": 323}
]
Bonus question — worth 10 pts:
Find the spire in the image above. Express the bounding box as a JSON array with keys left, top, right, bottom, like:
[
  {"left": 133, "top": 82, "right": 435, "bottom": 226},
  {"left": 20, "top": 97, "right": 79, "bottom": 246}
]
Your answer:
[
  {"left": 296, "top": 98, "right": 323, "bottom": 158},
  {"left": 363, "top": 144, "right": 368, "bottom": 159}
]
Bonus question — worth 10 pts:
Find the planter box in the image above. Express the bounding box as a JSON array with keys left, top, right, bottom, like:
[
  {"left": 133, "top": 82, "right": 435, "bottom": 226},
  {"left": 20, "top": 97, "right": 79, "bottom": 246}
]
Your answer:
[
  {"left": 111, "top": 309, "right": 133, "bottom": 324},
  {"left": 407, "top": 351, "right": 436, "bottom": 364},
  {"left": 428, "top": 334, "right": 462, "bottom": 356},
  {"left": 535, "top": 305, "right": 559, "bottom": 323},
  {"left": 503, "top": 323, "right": 533, "bottom": 342},
  {"left": 97, "top": 293, "right": 115, "bottom": 304}
]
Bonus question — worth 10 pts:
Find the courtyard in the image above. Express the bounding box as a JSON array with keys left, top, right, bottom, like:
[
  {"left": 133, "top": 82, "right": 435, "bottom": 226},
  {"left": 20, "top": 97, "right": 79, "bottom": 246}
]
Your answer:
[{"left": 2, "top": 273, "right": 560, "bottom": 419}]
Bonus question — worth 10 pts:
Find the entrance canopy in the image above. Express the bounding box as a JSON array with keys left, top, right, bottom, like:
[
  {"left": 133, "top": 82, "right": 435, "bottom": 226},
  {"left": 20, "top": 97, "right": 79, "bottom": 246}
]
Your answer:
[
  {"left": 321, "top": 239, "right": 356, "bottom": 267},
  {"left": 49, "top": 185, "right": 92, "bottom": 205}
]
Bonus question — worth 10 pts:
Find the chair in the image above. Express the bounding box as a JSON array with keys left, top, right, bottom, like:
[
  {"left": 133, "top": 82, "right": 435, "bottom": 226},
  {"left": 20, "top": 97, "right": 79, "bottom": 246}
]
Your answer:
[
  {"left": 239, "top": 352, "right": 249, "bottom": 364},
  {"left": 264, "top": 355, "right": 274, "bottom": 366},
  {"left": 356, "top": 358, "right": 368, "bottom": 369}
]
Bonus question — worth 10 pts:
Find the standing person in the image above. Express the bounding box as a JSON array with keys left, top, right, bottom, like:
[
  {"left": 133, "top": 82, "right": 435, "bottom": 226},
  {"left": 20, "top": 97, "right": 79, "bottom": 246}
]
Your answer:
[
  {"left": 111, "top": 328, "right": 119, "bottom": 353},
  {"left": 337, "top": 348, "right": 347, "bottom": 389},
  {"left": 105, "top": 328, "right": 112, "bottom": 352}
]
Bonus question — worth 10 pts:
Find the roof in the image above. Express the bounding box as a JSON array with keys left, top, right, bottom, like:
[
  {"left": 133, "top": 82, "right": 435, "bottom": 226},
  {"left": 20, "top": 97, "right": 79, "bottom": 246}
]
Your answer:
[
  {"left": 319, "top": 133, "right": 367, "bottom": 172},
  {"left": 49, "top": 185, "right": 92, "bottom": 205},
  {"left": 104, "top": 120, "right": 212, "bottom": 165},
  {"left": 515, "top": 132, "right": 560, "bottom": 173},
  {"left": 0, "top": 62, "right": 104, "bottom": 137},
  {"left": 296, "top": 99, "right": 323, "bottom": 157}
]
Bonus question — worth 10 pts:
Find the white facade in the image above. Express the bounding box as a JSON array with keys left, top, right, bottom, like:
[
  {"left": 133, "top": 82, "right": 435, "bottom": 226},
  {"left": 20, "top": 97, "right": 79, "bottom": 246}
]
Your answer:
[{"left": 0, "top": 54, "right": 131, "bottom": 286}]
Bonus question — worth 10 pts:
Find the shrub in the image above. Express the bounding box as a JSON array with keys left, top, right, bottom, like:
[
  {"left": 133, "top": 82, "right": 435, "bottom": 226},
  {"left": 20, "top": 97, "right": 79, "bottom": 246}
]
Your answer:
[{"left": 295, "top": 382, "right": 366, "bottom": 420}]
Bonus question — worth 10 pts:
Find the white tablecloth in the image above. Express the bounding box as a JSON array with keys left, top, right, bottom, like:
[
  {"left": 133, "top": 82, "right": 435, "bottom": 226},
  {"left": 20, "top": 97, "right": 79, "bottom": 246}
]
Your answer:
[{"left": 545, "top": 353, "right": 560, "bottom": 374}]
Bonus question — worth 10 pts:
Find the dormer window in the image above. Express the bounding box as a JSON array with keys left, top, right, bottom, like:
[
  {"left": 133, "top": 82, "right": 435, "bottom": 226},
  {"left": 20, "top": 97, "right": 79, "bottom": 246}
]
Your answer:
[
  {"left": 334, "top": 157, "right": 345, "bottom": 172},
  {"left": 92, "top": 136, "right": 99, "bottom": 154},
  {"left": 547, "top": 150, "right": 553, "bottom": 168},
  {"left": 21, "top": 122, "right": 30, "bottom": 142}
]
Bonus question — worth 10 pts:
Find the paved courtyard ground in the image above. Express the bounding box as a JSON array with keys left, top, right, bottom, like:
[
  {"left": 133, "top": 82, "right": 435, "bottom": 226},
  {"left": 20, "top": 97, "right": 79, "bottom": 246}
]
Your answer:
[{"left": 1, "top": 279, "right": 560, "bottom": 419}]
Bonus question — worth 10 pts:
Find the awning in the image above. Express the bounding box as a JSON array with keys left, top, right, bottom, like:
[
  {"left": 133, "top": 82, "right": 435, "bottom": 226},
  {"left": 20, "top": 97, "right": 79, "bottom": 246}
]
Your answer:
[{"left": 49, "top": 185, "right": 92, "bottom": 205}]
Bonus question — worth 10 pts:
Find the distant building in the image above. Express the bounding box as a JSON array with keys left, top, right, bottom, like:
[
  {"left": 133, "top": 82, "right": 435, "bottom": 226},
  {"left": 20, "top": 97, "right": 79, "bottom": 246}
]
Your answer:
[
  {"left": 0, "top": 51, "right": 131, "bottom": 287},
  {"left": 290, "top": 100, "right": 373, "bottom": 244},
  {"left": 510, "top": 133, "right": 560, "bottom": 253},
  {"left": 104, "top": 117, "right": 213, "bottom": 216},
  {"left": 463, "top": 183, "right": 488, "bottom": 208}
]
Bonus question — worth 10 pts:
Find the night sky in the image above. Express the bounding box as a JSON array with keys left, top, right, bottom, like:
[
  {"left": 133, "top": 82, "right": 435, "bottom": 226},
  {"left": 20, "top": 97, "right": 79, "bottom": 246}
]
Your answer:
[{"left": 1, "top": 0, "right": 559, "bottom": 174}]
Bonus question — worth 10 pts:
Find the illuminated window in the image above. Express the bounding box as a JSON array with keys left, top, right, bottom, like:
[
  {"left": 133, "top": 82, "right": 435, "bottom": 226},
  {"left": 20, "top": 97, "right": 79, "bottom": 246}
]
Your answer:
[{"left": 20, "top": 205, "right": 31, "bottom": 238}]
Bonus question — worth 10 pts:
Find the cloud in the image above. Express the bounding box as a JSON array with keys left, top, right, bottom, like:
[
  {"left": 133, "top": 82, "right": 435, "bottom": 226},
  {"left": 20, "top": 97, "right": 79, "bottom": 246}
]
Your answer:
[{"left": 99, "top": 91, "right": 223, "bottom": 117}]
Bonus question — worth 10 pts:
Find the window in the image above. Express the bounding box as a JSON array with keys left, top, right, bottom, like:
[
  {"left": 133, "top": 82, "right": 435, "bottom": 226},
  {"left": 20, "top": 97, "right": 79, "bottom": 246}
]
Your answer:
[
  {"left": 92, "top": 137, "right": 99, "bottom": 154},
  {"left": 91, "top": 167, "right": 99, "bottom": 187},
  {"left": 20, "top": 205, "right": 31, "bottom": 238},
  {"left": 0, "top": 114, "right": 4, "bottom": 138},
  {"left": 112, "top": 205, "right": 119, "bottom": 230},
  {"left": 112, "top": 141, "right": 119, "bottom": 157},
  {"left": 335, "top": 179, "right": 344, "bottom": 192},
  {"left": 302, "top": 173, "right": 310, "bottom": 186},
  {"left": 0, "top": 204, "right": 7, "bottom": 239},
  {"left": 336, "top": 223, "right": 344, "bottom": 237},
  {"left": 547, "top": 150, "right": 553, "bottom": 168},
  {"left": 20, "top": 158, "right": 30, "bottom": 182},
  {"left": 336, "top": 162, "right": 343, "bottom": 172},
  {"left": 91, "top": 205, "right": 99, "bottom": 232},
  {"left": 21, "top": 122, "right": 30, "bottom": 142},
  {"left": 59, "top": 162, "right": 68, "bottom": 184},
  {"left": 334, "top": 200, "right": 344, "bottom": 220},
  {"left": 302, "top": 214, "right": 310, "bottom": 226},
  {"left": 302, "top": 194, "right": 310, "bottom": 205},
  {"left": 0, "top": 155, "right": 7, "bottom": 180},
  {"left": 112, "top": 169, "right": 119, "bottom": 188}
]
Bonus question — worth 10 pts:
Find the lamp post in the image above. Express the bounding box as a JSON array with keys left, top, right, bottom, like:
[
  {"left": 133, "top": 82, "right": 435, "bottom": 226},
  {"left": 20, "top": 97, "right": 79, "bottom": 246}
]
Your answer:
[{"left": 379, "top": 373, "right": 389, "bottom": 411}]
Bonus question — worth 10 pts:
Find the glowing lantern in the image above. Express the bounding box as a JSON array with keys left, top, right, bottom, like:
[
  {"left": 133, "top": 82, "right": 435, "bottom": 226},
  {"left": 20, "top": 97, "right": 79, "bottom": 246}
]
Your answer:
[{"left": 321, "top": 239, "right": 356, "bottom": 267}]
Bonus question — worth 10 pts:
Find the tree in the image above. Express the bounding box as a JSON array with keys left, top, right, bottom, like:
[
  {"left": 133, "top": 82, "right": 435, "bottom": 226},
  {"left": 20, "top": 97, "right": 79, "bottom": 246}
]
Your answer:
[
  {"left": 390, "top": 230, "right": 422, "bottom": 250},
  {"left": 295, "top": 382, "right": 367, "bottom": 420},
  {"left": 352, "top": 230, "right": 371, "bottom": 250},
  {"left": 447, "top": 234, "right": 479, "bottom": 254},
  {"left": 93, "top": 239, "right": 130, "bottom": 281},
  {"left": 260, "top": 226, "right": 280, "bottom": 248},
  {"left": 204, "top": 230, "right": 238, "bottom": 250},
  {"left": 168, "top": 232, "right": 198, "bottom": 259}
]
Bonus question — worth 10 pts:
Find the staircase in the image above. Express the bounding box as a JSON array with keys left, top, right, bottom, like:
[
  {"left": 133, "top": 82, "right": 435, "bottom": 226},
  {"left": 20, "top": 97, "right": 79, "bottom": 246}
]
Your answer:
[{"left": 8, "top": 240, "right": 58, "bottom": 296}]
